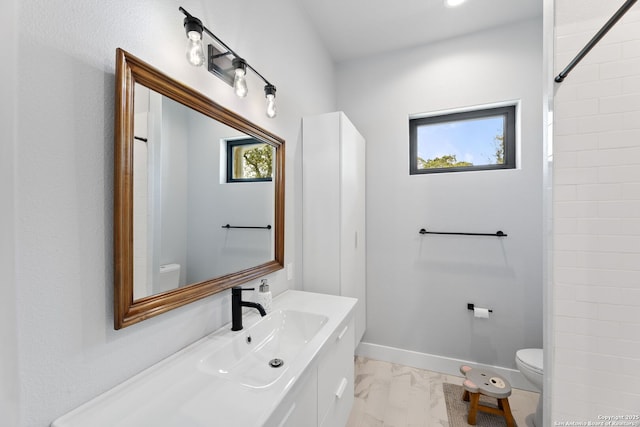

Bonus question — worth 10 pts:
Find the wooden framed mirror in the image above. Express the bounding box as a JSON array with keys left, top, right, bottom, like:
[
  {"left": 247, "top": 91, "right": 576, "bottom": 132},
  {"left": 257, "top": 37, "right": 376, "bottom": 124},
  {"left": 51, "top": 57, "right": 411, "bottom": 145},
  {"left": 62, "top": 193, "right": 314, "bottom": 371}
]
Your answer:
[{"left": 114, "top": 48, "right": 284, "bottom": 329}]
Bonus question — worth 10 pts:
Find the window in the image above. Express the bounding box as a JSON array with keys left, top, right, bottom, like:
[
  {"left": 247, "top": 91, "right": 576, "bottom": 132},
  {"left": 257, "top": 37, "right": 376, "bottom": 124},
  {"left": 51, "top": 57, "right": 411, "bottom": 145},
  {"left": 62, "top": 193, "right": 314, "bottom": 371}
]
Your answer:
[
  {"left": 409, "top": 105, "right": 516, "bottom": 174},
  {"left": 226, "top": 138, "right": 274, "bottom": 182}
]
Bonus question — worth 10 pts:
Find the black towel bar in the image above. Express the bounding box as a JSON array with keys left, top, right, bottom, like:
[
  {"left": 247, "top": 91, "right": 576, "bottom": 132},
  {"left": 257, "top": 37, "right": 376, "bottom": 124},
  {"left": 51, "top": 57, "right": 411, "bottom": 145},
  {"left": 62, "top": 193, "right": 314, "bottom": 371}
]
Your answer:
[
  {"left": 222, "top": 224, "right": 272, "bottom": 230},
  {"left": 419, "top": 228, "right": 507, "bottom": 237}
]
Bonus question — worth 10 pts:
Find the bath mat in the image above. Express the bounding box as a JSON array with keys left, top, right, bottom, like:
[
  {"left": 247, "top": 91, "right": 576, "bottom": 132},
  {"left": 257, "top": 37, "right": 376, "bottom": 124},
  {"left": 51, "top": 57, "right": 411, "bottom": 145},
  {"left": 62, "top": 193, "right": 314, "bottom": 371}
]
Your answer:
[{"left": 443, "top": 382, "right": 511, "bottom": 427}]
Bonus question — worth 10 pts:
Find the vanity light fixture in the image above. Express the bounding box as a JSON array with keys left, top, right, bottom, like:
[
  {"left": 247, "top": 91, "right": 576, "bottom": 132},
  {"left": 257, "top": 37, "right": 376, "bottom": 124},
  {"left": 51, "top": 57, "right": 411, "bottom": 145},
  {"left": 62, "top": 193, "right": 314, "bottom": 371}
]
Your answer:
[{"left": 179, "top": 7, "right": 278, "bottom": 118}]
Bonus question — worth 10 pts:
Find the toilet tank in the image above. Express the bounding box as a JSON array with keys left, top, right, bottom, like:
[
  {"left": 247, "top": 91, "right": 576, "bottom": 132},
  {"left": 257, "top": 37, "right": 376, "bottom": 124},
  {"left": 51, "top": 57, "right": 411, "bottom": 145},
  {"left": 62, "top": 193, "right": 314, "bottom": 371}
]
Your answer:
[{"left": 157, "top": 263, "right": 181, "bottom": 293}]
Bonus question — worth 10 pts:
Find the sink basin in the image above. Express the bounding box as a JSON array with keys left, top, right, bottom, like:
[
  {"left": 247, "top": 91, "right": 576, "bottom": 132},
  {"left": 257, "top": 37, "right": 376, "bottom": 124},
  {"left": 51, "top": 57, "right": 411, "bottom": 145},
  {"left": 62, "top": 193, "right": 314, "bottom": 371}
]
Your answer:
[
  {"left": 198, "top": 309, "right": 328, "bottom": 388},
  {"left": 51, "top": 291, "right": 357, "bottom": 427}
]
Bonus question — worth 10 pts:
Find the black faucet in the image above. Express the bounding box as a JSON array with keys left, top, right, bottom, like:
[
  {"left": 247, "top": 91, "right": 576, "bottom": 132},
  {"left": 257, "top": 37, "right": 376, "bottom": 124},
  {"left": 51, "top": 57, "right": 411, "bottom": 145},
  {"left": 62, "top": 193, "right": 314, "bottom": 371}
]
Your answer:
[{"left": 231, "top": 286, "right": 267, "bottom": 331}]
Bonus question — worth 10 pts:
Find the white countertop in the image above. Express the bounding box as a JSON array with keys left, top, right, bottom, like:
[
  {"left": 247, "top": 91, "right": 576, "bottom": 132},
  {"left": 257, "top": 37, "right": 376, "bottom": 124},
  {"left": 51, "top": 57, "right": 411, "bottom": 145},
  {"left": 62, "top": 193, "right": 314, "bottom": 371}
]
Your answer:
[{"left": 51, "top": 290, "right": 357, "bottom": 427}]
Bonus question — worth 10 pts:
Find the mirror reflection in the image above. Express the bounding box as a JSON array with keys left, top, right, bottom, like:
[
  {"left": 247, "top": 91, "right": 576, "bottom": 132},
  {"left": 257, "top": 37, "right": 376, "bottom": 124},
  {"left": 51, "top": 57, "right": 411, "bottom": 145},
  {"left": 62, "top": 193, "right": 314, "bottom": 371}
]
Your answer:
[
  {"left": 132, "top": 84, "right": 276, "bottom": 300},
  {"left": 114, "top": 48, "right": 284, "bottom": 329}
]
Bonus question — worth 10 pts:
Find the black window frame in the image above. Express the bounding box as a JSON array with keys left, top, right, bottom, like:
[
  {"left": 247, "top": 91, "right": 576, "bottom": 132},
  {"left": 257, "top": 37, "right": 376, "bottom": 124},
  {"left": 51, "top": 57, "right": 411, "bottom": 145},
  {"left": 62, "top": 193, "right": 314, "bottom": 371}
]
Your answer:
[
  {"left": 409, "top": 105, "right": 516, "bottom": 175},
  {"left": 226, "top": 138, "right": 274, "bottom": 183}
]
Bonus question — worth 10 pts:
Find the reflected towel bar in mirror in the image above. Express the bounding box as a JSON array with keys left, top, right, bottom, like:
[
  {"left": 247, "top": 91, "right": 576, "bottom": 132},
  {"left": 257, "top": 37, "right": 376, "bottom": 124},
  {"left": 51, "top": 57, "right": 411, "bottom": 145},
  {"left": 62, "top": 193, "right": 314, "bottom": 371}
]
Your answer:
[
  {"left": 113, "top": 48, "right": 285, "bottom": 329},
  {"left": 222, "top": 224, "right": 272, "bottom": 230},
  {"left": 419, "top": 228, "right": 507, "bottom": 237}
]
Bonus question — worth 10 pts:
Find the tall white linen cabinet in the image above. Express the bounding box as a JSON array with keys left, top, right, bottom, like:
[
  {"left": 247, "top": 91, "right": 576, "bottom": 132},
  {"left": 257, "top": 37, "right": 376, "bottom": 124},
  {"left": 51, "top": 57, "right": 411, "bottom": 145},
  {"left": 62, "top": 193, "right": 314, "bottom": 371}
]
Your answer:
[{"left": 302, "top": 112, "right": 366, "bottom": 344}]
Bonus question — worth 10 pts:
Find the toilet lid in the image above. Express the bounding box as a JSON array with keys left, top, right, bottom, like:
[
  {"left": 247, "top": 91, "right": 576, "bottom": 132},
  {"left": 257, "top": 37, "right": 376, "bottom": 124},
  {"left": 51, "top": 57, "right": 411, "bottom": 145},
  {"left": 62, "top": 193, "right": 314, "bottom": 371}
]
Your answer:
[{"left": 516, "top": 348, "right": 543, "bottom": 375}]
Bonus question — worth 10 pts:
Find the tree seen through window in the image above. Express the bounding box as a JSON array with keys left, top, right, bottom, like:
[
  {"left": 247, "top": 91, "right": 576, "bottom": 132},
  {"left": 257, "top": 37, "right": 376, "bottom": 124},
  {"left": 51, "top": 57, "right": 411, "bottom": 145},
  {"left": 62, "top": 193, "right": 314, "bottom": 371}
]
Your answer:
[{"left": 227, "top": 139, "right": 274, "bottom": 182}]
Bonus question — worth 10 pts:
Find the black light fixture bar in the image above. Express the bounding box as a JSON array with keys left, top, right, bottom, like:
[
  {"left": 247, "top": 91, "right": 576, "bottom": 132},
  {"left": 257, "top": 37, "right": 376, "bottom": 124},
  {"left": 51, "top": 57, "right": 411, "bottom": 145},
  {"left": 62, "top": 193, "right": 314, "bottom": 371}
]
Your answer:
[
  {"left": 178, "top": 6, "right": 274, "bottom": 88},
  {"left": 555, "top": 0, "right": 637, "bottom": 83}
]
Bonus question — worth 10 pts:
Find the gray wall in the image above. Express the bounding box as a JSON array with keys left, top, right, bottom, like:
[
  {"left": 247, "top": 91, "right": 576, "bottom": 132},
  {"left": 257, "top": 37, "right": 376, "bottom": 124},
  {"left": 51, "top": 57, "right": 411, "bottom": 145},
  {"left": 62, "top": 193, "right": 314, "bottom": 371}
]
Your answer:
[
  {"left": 0, "top": 0, "right": 19, "bottom": 424},
  {"left": 337, "top": 19, "right": 544, "bottom": 369},
  {"left": 9, "top": 0, "right": 335, "bottom": 425},
  {"left": 159, "top": 96, "right": 189, "bottom": 285},
  {"left": 186, "top": 116, "right": 274, "bottom": 283}
]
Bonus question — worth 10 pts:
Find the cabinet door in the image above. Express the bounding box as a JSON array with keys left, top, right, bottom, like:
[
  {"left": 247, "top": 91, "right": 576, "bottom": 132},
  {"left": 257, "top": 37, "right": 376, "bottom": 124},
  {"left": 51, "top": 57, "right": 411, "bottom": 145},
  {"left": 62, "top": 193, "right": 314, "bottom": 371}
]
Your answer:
[
  {"left": 302, "top": 113, "right": 341, "bottom": 295},
  {"left": 340, "top": 116, "right": 366, "bottom": 344},
  {"left": 303, "top": 112, "right": 366, "bottom": 343},
  {"left": 318, "top": 317, "right": 355, "bottom": 427},
  {"left": 266, "top": 369, "right": 317, "bottom": 427}
]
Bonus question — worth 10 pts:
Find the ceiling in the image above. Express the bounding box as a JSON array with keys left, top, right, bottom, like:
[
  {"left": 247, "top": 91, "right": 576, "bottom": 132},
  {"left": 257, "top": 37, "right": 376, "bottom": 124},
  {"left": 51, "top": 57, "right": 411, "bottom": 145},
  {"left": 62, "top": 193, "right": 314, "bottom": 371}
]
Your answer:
[{"left": 298, "top": 0, "right": 543, "bottom": 63}]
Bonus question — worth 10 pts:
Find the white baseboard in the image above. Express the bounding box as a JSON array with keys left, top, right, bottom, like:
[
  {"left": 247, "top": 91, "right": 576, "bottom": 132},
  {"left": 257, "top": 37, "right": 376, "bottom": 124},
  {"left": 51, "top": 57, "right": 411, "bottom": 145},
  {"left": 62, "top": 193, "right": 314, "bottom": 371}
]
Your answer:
[{"left": 355, "top": 341, "right": 536, "bottom": 392}]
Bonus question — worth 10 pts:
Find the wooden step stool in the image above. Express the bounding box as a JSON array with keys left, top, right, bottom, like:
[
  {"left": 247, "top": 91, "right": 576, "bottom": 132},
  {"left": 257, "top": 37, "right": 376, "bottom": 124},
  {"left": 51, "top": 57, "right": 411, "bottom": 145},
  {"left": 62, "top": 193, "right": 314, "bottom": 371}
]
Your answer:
[{"left": 459, "top": 365, "right": 515, "bottom": 427}]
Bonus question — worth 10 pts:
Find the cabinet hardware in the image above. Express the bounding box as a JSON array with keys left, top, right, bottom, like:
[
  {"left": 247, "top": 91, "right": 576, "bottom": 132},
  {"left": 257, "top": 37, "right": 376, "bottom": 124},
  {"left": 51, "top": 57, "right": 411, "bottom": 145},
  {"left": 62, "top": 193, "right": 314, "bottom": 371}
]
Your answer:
[
  {"left": 335, "top": 378, "right": 348, "bottom": 399},
  {"left": 338, "top": 325, "right": 349, "bottom": 341}
]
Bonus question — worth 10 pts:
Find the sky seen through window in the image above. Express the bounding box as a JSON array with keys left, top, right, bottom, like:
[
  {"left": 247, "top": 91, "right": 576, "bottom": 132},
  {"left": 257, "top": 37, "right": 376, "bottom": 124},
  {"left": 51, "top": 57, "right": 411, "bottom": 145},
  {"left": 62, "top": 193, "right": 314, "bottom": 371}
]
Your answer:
[{"left": 416, "top": 115, "right": 504, "bottom": 166}]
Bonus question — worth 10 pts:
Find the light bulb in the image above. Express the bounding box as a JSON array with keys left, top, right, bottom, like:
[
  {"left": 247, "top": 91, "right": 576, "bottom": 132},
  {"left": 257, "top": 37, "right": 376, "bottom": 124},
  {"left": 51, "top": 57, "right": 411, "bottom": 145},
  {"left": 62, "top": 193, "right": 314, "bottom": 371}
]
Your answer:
[
  {"left": 234, "top": 67, "right": 248, "bottom": 98},
  {"left": 185, "top": 31, "right": 205, "bottom": 66},
  {"left": 183, "top": 15, "right": 205, "bottom": 67},
  {"left": 266, "top": 94, "right": 277, "bottom": 118},
  {"left": 444, "top": 0, "right": 466, "bottom": 7},
  {"left": 264, "top": 85, "right": 277, "bottom": 118}
]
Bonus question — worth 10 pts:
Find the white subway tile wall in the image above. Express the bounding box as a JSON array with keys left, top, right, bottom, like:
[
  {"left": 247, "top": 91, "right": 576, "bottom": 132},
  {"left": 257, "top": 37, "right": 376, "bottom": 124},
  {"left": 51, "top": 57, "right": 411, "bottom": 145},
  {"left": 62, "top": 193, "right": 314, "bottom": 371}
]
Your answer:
[{"left": 553, "top": 0, "right": 640, "bottom": 422}]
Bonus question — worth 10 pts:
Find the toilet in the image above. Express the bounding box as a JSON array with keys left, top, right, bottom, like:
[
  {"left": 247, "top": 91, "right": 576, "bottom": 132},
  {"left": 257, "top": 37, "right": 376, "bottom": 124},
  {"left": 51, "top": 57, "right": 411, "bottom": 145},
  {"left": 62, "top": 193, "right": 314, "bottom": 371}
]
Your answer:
[
  {"left": 516, "top": 348, "right": 543, "bottom": 427},
  {"left": 157, "top": 263, "right": 181, "bottom": 293}
]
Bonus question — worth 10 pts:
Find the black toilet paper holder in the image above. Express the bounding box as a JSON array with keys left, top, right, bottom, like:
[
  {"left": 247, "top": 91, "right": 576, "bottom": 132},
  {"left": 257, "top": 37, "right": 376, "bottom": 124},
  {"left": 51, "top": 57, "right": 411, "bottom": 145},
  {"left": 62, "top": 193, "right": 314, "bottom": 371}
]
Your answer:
[{"left": 467, "top": 303, "right": 493, "bottom": 313}]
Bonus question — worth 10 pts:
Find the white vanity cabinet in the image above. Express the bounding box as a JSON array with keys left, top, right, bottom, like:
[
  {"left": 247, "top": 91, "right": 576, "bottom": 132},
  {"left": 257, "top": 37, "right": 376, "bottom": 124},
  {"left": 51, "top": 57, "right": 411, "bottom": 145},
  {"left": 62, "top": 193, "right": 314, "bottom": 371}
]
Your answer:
[
  {"left": 266, "top": 316, "right": 355, "bottom": 427},
  {"left": 266, "top": 368, "right": 317, "bottom": 427},
  {"left": 317, "top": 316, "right": 355, "bottom": 427},
  {"left": 51, "top": 291, "right": 356, "bottom": 427},
  {"left": 302, "top": 112, "right": 366, "bottom": 344}
]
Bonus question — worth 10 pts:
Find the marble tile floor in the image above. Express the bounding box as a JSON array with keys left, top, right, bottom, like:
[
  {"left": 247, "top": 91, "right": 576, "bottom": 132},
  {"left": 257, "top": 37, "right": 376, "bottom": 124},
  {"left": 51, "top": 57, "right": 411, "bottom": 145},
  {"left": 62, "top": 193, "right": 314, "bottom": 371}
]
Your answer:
[{"left": 346, "top": 356, "right": 539, "bottom": 427}]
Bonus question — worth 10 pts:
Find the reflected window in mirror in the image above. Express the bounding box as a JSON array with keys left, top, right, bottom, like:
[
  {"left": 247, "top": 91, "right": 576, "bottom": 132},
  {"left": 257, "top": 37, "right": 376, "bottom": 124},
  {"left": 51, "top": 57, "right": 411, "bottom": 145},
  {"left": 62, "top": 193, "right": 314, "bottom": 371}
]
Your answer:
[
  {"left": 128, "top": 83, "right": 278, "bottom": 298},
  {"left": 114, "top": 48, "right": 285, "bottom": 329},
  {"left": 226, "top": 138, "right": 274, "bottom": 183},
  {"left": 131, "top": 84, "right": 279, "bottom": 299}
]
